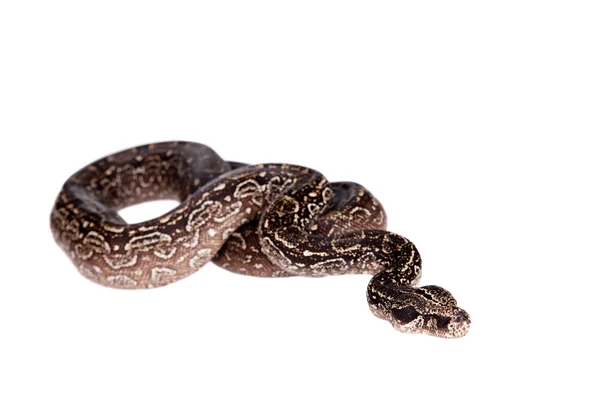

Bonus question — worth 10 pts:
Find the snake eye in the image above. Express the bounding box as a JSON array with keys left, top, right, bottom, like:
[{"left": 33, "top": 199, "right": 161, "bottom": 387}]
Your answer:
[{"left": 391, "top": 306, "right": 420, "bottom": 324}]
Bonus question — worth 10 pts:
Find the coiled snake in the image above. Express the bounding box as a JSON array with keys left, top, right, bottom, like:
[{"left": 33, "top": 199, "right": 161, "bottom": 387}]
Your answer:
[{"left": 50, "top": 141, "right": 470, "bottom": 338}]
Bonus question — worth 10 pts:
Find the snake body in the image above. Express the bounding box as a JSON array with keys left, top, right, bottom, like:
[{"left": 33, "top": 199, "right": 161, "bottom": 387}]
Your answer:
[{"left": 51, "top": 141, "right": 470, "bottom": 338}]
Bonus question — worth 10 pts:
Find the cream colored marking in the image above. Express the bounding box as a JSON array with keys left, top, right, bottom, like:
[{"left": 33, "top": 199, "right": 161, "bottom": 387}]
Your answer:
[
  {"left": 229, "top": 232, "right": 247, "bottom": 250},
  {"left": 222, "top": 228, "right": 235, "bottom": 240},
  {"left": 159, "top": 214, "right": 172, "bottom": 223},
  {"left": 357, "top": 252, "right": 378, "bottom": 270},
  {"left": 350, "top": 207, "right": 372, "bottom": 216},
  {"left": 154, "top": 247, "right": 177, "bottom": 259},
  {"left": 307, "top": 203, "right": 320, "bottom": 216},
  {"left": 234, "top": 179, "right": 261, "bottom": 199},
  {"left": 151, "top": 267, "right": 177, "bottom": 282},
  {"left": 107, "top": 275, "right": 138, "bottom": 287},
  {"left": 406, "top": 247, "right": 415, "bottom": 265},
  {"left": 81, "top": 231, "right": 111, "bottom": 254},
  {"left": 322, "top": 187, "right": 335, "bottom": 203},
  {"left": 125, "top": 232, "right": 171, "bottom": 252},
  {"left": 311, "top": 258, "right": 348, "bottom": 273},
  {"left": 214, "top": 201, "right": 242, "bottom": 223},
  {"left": 138, "top": 177, "right": 153, "bottom": 188},
  {"left": 181, "top": 230, "right": 200, "bottom": 248},
  {"left": 302, "top": 249, "right": 329, "bottom": 257},
  {"left": 166, "top": 214, "right": 185, "bottom": 226},
  {"left": 74, "top": 244, "right": 93, "bottom": 260},
  {"left": 273, "top": 231, "right": 299, "bottom": 249},
  {"left": 189, "top": 248, "right": 212, "bottom": 269},
  {"left": 103, "top": 254, "right": 138, "bottom": 270},
  {"left": 376, "top": 210, "right": 385, "bottom": 224},
  {"left": 208, "top": 228, "right": 217, "bottom": 237},
  {"left": 176, "top": 255, "right": 188, "bottom": 264},
  {"left": 333, "top": 243, "right": 362, "bottom": 253},
  {"left": 186, "top": 200, "right": 220, "bottom": 231}
]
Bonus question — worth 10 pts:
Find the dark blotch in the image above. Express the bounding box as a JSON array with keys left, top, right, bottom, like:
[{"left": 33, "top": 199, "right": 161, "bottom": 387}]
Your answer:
[
  {"left": 432, "top": 315, "right": 452, "bottom": 328},
  {"left": 391, "top": 306, "right": 419, "bottom": 323}
]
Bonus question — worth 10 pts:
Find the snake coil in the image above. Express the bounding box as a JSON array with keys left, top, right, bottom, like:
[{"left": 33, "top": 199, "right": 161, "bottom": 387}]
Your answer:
[{"left": 51, "top": 141, "right": 470, "bottom": 338}]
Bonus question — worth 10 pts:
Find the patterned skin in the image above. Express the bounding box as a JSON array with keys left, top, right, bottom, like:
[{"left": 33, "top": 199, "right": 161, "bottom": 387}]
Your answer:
[{"left": 51, "top": 141, "right": 470, "bottom": 338}]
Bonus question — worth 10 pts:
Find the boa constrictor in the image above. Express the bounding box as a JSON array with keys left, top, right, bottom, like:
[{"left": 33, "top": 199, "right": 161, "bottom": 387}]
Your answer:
[{"left": 50, "top": 141, "right": 470, "bottom": 338}]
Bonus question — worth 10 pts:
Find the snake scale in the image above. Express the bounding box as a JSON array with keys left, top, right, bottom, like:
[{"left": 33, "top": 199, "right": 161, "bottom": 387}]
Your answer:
[{"left": 50, "top": 141, "right": 470, "bottom": 338}]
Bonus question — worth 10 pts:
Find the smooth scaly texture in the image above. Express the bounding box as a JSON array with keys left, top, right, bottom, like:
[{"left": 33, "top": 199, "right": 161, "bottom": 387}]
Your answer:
[{"left": 50, "top": 141, "right": 470, "bottom": 338}]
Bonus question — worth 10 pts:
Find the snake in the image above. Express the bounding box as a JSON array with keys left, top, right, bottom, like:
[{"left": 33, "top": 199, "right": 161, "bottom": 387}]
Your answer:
[{"left": 50, "top": 141, "right": 470, "bottom": 338}]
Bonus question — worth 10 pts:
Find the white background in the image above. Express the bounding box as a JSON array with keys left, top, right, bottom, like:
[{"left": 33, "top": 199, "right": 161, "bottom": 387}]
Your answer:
[{"left": 1, "top": 1, "right": 598, "bottom": 399}]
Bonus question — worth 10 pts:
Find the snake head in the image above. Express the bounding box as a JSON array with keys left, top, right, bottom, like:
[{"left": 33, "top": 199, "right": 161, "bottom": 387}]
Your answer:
[{"left": 368, "top": 284, "right": 471, "bottom": 338}]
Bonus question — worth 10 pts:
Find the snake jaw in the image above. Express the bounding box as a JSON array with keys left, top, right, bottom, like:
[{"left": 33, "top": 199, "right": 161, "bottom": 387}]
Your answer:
[
  {"left": 387, "top": 306, "right": 470, "bottom": 338},
  {"left": 367, "top": 283, "right": 471, "bottom": 338}
]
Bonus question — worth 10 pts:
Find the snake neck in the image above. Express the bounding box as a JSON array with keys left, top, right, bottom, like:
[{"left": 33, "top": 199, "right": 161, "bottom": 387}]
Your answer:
[{"left": 256, "top": 167, "right": 423, "bottom": 279}]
